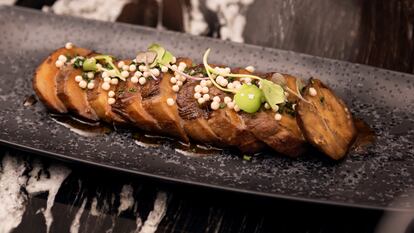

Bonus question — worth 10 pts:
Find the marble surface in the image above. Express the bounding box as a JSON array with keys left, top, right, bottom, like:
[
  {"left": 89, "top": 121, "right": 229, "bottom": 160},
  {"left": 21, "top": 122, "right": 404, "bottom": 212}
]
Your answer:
[{"left": 1, "top": 0, "right": 414, "bottom": 232}]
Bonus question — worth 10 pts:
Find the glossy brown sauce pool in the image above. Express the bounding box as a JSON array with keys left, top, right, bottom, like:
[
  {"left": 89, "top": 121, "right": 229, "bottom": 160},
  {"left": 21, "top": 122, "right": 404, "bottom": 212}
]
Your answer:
[
  {"left": 132, "top": 132, "right": 222, "bottom": 157},
  {"left": 23, "top": 95, "right": 37, "bottom": 107},
  {"left": 352, "top": 118, "right": 376, "bottom": 152},
  {"left": 50, "top": 114, "right": 112, "bottom": 137}
]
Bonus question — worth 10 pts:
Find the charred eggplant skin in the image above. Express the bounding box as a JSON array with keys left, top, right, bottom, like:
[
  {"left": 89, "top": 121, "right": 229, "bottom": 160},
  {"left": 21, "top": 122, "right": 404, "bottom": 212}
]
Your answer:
[{"left": 297, "top": 78, "right": 357, "bottom": 160}]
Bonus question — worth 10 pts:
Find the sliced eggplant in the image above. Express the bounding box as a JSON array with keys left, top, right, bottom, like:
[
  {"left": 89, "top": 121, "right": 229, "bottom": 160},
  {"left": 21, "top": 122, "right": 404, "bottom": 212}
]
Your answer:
[
  {"left": 33, "top": 47, "right": 90, "bottom": 113},
  {"left": 297, "top": 78, "right": 357, "bottom": 160},
  {"left": 56, "top": 65, "right": 99, "bottom": 121}
]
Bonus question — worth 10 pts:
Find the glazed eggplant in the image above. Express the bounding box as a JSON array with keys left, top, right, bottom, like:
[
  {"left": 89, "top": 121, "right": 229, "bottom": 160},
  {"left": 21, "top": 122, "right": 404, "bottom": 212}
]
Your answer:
[
  {"left": 33, "top": 44, "right": 359, "bottom": 160},
  {"left": 297, "top": 79, "right": 357, "bottom": 160}
]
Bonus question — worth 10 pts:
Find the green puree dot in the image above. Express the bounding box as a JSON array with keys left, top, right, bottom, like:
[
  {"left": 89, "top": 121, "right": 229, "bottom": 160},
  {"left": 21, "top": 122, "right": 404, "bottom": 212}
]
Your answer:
[{"left": 234, "top": 84, "right": 263, "bottom": 113}]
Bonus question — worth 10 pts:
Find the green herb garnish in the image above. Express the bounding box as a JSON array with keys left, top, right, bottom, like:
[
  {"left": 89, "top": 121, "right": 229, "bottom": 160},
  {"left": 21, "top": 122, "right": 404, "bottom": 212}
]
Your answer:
[
  {"left": 243, "top": 155, "right": 252, "bottom": 161},
  {"left": 73, "top": 57, "right": 84, "bottom": 69}
]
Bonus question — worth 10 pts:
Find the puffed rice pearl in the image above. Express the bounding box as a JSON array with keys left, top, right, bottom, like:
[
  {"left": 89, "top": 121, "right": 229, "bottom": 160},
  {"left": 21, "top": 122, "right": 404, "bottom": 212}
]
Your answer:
[
  {"left": 245, "top": 65, "right": 255, "bottom": 73},
  {"left": 170, "top": 77, "right": 177, "bottom": 84},
  {"left": 176, "top": 80, "right": 183, "bottom": 87},
  {"left": 197, "top": 98, "right": 205, "bottom": 104},
  {"left": 129, "top": 64, "right": 137, "bottom": 72},
  {"left": 172, "top": 85, "right": 180, "bottom": 92},
  {"left": 131, "top": 76, "right": 139, "bottom": 84},
  {"left": 101, "top": 82, "right": 110, "bottom": 91},
  {"left": 171, "top": 64, "right": 178, "bottom": 70},
  {"left": 103, "top": 77, "right": 111, "bottom": 83},
  {"left": 211, "top": 101, "right": 220, "bottom": 110},
  {"left": 143, "top": 71, "right": 150, "bottom": 78},
  {"left": 234, "top": 104, "right": 240, "bottom": 112},
  {"left": 79, "top": 80, "right": 87, "bottom": 89},
  {"left": 121, "top": 70, "right": 129, "bottom": 78},
  {"left": 203, "top": 94, "right": 210, "bottom": 101},
  {"left": 138, "top": 65, "right": 146, "bottom": 71},
  {"left": 75, "top": 75, "right": 83, "bottom": 83},
  {"left": 227, "top": 101, "right": 235, "bottom": 109},
  {"left": 264, "top": 103, "right": 270, "bottom": 109},
  {"left": 206, "top": 80, "right": 212, "bottom": 87},
  {"left": 220, "top": 79, "right": 228, "bottom": 87},
  {"left": 194, "top": 85, "right": 202, "bottom": 93},
  {"left": 122, "top": 65, "right": 129, "bottom": 71},
  {"left": 309, "top": 87, "right": 317, "bottom": 96},
  {"left": 65, "top": 42, "right": 73, "bottom": 49},
  {"left": 224, "top": 96, "right": 232, "bottom": 104},
  {"left": 200, "top": 80, "right": 207, "bottom": 87},
  {"left": 108, "top": 91, "right": 115, "bottom": 97},
  {"left": 274, "top": 113, "right": 282, "bottom": 121},
  {"left": 58, "top": 55, "right": 67, "bottom": 62},
  {"left": 272, "top": 105, "right": 279, "bottom": 112},
  {"left": 96, "top": 63, "right": 102, "bottom": 69},
  {"left": 171, "top": 56, "right": 177, "bottom": 64},
  {"left": 194, "top": 92, "right": 201, "bottom": 99},
  {"left": 213, "top": 96, "right": 220, "bottom": 102},
  {"left": 139, "top": 77, "right": 147, "bottom": 85},
  {"left": 87, "top": 81, "right": 95, "bottom": 89},
  {"left": 110, "top": 78, "right": 119, "bottom": 85},
  {"left": 87, "top": 72, "right": 94, "bottom": 79},
  {"left": 201, "top": 86, "right": 209, "bottom": 94},
  {"left": 55, "top": 60, "right": 64, "bottom": 68},
  {"left": 167, "top": 98, "right": 175, "bottom": 106},
  {"left": 102, "top": 71, "right": 109, "bottom": 78},
  {"left": 161, "top": 66, "right": 169, "bottom": 73},
  {"left": 227, "top": 83, "right": 234, "bottom": 89},
  {"left": 216, "top": 76, "right": 224, "bottom": 83},
  {"left": 151, "top": 68, "right": 160, "bottom": 77},
  {"left": 117, "top": 61, "right": 125, "bottom": 68},
  {"left": 178, "top": 62, "right": 186, "bottom": 72},
  {"left": 108, "top": 98, "right": 116, "bottom": 105},
  {"left": 134, "top": 71, "right": 142, "bottom": 77}
]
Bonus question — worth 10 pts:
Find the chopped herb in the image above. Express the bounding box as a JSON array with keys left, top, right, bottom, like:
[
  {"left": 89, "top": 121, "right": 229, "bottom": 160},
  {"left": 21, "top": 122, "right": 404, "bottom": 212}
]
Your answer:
[
  {"left": 73, "top": 57, "right": 84, "bottom": 69},
  {"left": 243, "top": 155, "right": 252, "bottom": 161},
  {"left": 320, "top": 96, "right": 325, "bottom": 104},
  {"left": 219, "top": 103, "right": 226, "bottom": 109},
  {"left": 278, "top": 102, "right": 296, "bottom": 117},
  {"left": 117, "top": 88, "right": 125, "bottom": 95},
  {"left": 128, "top": 87, "right": 137, "bottom": 93}
]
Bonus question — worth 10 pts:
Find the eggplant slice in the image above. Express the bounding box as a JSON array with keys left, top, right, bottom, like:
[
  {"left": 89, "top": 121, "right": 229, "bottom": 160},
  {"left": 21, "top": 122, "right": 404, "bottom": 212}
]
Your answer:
[
  {"left": 33, "top": 47, "right": 90, "bottom": 113},
  {"left": 297, "top": 78, "right": 356, "bottom": 160}
]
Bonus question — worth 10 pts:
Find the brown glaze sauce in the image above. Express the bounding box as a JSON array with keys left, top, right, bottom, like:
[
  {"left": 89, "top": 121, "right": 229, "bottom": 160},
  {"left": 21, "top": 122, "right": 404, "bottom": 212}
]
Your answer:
[
  {"left": 352, "top": 118, "right": 376, "bottom": 152},
  {"left": 50, "top": 115, "right": 112, "bottom": 137}
]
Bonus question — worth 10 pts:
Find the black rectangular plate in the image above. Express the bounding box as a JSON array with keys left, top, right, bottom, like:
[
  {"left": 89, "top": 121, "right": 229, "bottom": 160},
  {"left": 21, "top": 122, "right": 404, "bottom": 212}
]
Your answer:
[{"left": 1, "top": 6, "right": 413, "bottom": 210}]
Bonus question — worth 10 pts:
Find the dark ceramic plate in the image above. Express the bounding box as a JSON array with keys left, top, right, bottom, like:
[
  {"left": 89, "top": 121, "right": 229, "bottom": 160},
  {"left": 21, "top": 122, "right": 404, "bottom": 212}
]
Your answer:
[{"left": 1, "top": 6, "right": 413, "bottom": 211}]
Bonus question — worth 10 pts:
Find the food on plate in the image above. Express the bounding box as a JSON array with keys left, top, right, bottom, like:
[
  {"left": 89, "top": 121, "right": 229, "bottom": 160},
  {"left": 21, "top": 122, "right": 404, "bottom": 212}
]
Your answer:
[{"left": 33, "top": 43, "right": 358, "bottom": 160}]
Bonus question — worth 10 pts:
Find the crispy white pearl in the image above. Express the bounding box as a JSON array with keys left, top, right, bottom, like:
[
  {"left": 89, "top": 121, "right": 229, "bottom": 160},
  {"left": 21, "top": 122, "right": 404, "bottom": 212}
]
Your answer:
[
  {"left": 129, "top": 64, "right": 137, "bottom": 72},
  {"left": 213, "top": 96, "right": 220, "bottom": 102},
  {"left": 211, "top": 101, "right": 220, "bottom": 110},
  {"left": 75, "top": 75, "right": 83, "bottom": 83},
  {"left": 243, "top": 77, "right": 252, "bottom": 83},
  {"left": 227, "top": 83, "right": 234, "bottom": 89},
  {"left": 121, "top": 70, "right": 129, "bottom": 78},
  {"left": 178, "top": 62, "right": 186, "bottom": 72},
  {"left": 108, "top": 70, "right": 117, "bottom": 77},
  {"left": 103, "top": 77, "right": 111, "bottom": 83},
  {"left": 216, "top": 75, "right": 224, "bottom": 83},
  {"left": 197, "top": 98, "right": 205, "bottom": 104},
  {"left": 65, "top": 42, "right": 73, "bottom": 49},
  {"left": 102, "top": 71, "right": 109, "bottom": 78},
  {"left": 200, "top": 80, "right": 207, "bottom": 87},
  {"left": 131, "top": 76, "right": 139, "bottom": 83},
  {"left": 117, "top": 61, "right": 125, "bottom": 68},
  {"left": 264, "top": 103, "right": 270, "bottom": 109},
  {"left": 223, "top": 67, "right": 231, "bottom": 74},
  {"left": 194, "top": 85, "right": 202, "bottom": 93},
  {"left": 194, "top": 92, "right": 201, "bottom": 99},
  {"left": 274, "top": 113, "right": 282, "bottom": 121},
  {"left": 108, "top": 91, "right": 115, "bottom": 97},
  {"left": 272, "top": 105, "right": 279, "bottom": 112},
  {"left": 172, "top": 85, "right": 180, "bottom": 92},
  {"left": 203, "top": 94, "right": 210, "bottom": 101},
  {"left": 201, "top": 86, "right": 209, "bottom": 94},
  {"left": 55, "top": 60, "right": 64, "bottom": 68},
  {"left": 96, "top": 63, "right": 102, "bottom": 69},
  {"left": 245, "top": 65, "right": 255, "bottom": 73},
  {"left": 233, "top": 81, "right": 241, "bottom": 89},
  {"left": 87, "top": 81, "right": 95, "bottom": 89},
  {"left": 176, "top": 80, "right": 183, "bottom": 87},
  {"left": 170, "top": 77, "right": 177, "bottom": 84},
  {"left": 139, "top": 77, "right": 147, "bottom": 85},
  {"left": 58, "top": 55, "right": 67, "bottom": 62},
  {"left": 87, "top": 72, "right": 94, "bottom": 79},
  {"left": 101, "top": 82, "right": 110, "bottom": 91},
  {"left": 151, "top": 68, "right": 160, "bottom": 77},
  {"left": 171, "top": 56, "right": 177, "bottom": 64},
  {"left": 167, "top": 98, "right": 175, "bottom": 106},
  {"left": 161, "top": 66, "right": 169, "bottom": 73},
  {"left": 122, "top": 65, "right": 129, "bottom": 71},
  {"left": 219, "top": 79, "right": 228, "bottom": 87},
  {"left": 206, "top": 80, "right": 212, "bottom": 87},
  {"left": 227, "top": 101, "right": 235, "bottom": 109},
  {"left": 134, "top": 71, "right": 142, "bottom": 77},
  {"left": 78, "top": 80, "right": 87, "bottom": 89},
  {"left": 110, "top": 78, "right": 119, "bottom": 85},
  {"left": 224, "top": 96, "right": 232, "bottom": 104},
  {"left": 143, "top": 71, "right": 150, "bottom": 78},
  {"left": 171, "top": 64, "right": 178, "bottom": 70},
  {"left": 309, "top": 87, "right": 317, "bottom": 96},
  {"left": 138, "top": 65, "right": 146, "bottom": 72},
  {"left": 234, "top": 104, "right": 240, "bottom": 112},
  {"left": 108, "top": 97, "right": 116, "bottom": 105}
]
